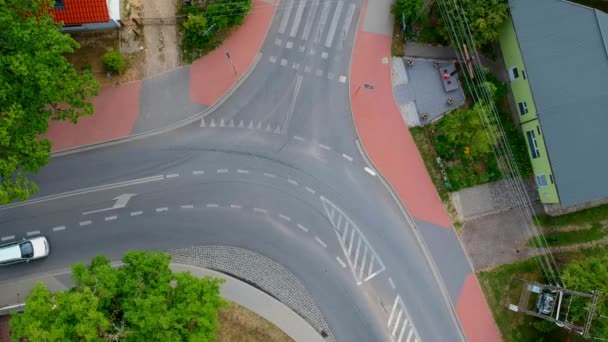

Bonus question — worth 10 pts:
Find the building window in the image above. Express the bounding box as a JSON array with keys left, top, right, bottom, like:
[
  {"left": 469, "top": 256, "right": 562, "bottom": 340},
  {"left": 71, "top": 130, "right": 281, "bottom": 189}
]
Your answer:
[
  {"left": 518, "top": 102, "right": 529, "bottom": 115},
  {"left": 526, "top": 130, "right": 540, "bottom": 158},
  {"left": 536, "top": 174, "right": 548, "bottom": 188},
  {"left": 509, "top": 67, "right": 519, "bottom": 80},
  {"left": 536, "top": 126, "right": 542, "bottom": 135},
  {"left": 549, "top": 174, "right": 554, "bottom": 184},
  {"left": 54, "top": 0, "right": 65, "bottom": 9},
  {"left": 522, "top": 69, "right": 527, "bottom": 80}
]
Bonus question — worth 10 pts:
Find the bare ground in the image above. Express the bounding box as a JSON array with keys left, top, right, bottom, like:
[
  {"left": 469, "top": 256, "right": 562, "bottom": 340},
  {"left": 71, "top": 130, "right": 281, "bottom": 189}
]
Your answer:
[
  {"left": 218, "top": 302, "right": 293, "bottom": 342},
  {"left": 141, "top": 0, "right": 180, "bottom": 77}
]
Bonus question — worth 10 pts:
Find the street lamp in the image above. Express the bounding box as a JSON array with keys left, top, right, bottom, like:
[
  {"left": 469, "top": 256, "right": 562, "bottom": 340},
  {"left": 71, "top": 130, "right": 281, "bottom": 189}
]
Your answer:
[{"left": 355, "top": 83, "right": 375, "bottom": 95}]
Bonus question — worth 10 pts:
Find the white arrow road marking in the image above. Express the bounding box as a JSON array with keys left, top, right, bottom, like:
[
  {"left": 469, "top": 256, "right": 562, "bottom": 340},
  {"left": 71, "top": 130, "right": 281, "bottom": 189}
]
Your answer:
[{"left": 83, "top": 193, "right": 137, "bottom": 215}]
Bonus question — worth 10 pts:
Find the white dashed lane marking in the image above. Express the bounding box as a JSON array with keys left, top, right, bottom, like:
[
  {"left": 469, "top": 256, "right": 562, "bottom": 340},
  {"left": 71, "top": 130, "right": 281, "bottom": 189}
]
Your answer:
[
  {"left": 287, "top": 179, "right": 299, "bottom": 186},
  {"left": 1, "top": 235, "right": 15, "bottom": 242},
  {"left": 253, "top": 208, "right": 268, "bottom": 214},
  {"left": 105, "top": 215, "right": 117, "bottom": 221},
  {"left": 342, "top": 153, "right": 353, "bottom": 162},
  {"left": 319, "top": 144, "right": 331, "bottom": 151},
  {"left": 279, "top": 214, "right": 291, "bottom": 222},
  {"left": 166, "top": 173, "right": 179, "bottom": 179},
  {"left": 155, "top": 207, "right": 168, "bottom": 213},
  {"left": 230, "top": 204, "right": 243, "bottom": 209},
  {"left": 52, "top": 226, "right": 66, "bottom": 232},
  {"left": 130, "top": 211, "right": 143, "bottom": 216},
  {"left": 269, "top": 56, "right": 277, "bottom": 63},
  {"left": 206, "top": 204, "right": 219, "bottom": 208},
  {"left": 280, "top": 58, "right": 288, "bottom": 66},
  {"left": 339, "top": 75, "right": 347, "bottom": 83},
  {"left": 315, "top": 236, "right": 327, "bottom": 248},
  {"left": 388, "top": 277, "right": 396, "bottom": 290},
  {"left": 79, "top": 220, "right": 92, "bottom": 227},
  {"left": 293, "top": 135, "right": 305, "bottom": 141},
  {"left": 217, "top": 169, "right": 228, "bottom": 174},
  {"left": 336, "top": 256, "right": 347, "bottom": 268},
  {"left": 305, "top": 187, "right": 316, "bottom": 194},
  {"left": 263, "top": 173, "right": 277, "bottom": 178},
  {"left": 297, "top": 224, "right": 309, "bottom": 233},
  {"left": 192, "top": 170, "right": 205, "bottom": 175},
  {"left": 26, "top": 231, "right": 40, "bottom": 236},
  {"left": 181, "top": 205, "right": 194, "bottom": 209},
  {"left": 364, "top": 167, "right": 377, "bottom": 176},
  {"left": 237, "top": 169, "right": 250, "bottom": 174}
]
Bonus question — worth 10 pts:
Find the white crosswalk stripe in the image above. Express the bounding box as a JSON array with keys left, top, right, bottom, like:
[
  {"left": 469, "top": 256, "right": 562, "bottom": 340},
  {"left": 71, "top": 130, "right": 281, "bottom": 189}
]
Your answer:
[
  {"left": 325, "top": 0, "right": 344, "bottom": 48},
  {"left": 278, "top": 1, "right": 294, "bottom": 34},
  {"left": 338, "top": 4, "right": 356, "bottom": 49},
  {"left": 320, "top": 196, "right": 386, "bottom": 284},
  {"left": 301, "top": 0, "right": 319, "bottom": 41},
  {"left": 387, "top": 296, "right": 420, "bottom": 342},
  {"left": 289, "top": 0, "right": 307, "bottom": 37},
  {"left": 314, "top": 3, "right": 331, "bottom": 44}
]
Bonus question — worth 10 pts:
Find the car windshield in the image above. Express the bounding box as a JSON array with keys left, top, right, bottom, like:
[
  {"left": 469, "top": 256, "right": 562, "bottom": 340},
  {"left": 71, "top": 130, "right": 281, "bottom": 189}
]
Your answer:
[{"left": 19, "top": 242, "right": 33, "bottom": 259}]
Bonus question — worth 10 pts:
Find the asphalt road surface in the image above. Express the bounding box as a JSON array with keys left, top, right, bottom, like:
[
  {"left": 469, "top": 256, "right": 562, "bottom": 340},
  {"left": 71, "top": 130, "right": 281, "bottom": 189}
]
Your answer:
[{"left": 0, "top": 1, "right": 464, "bottom": 341}]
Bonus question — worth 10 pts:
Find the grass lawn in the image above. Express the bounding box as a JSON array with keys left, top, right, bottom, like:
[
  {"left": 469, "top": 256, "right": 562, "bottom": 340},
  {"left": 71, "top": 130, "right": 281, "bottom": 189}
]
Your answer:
[
  {"left": 527, "top": 223, "right": 608, "bottom": 247},
  {"left": 218, "top": 302, "right": 292, "bottom": 342},
  {"left": 537, "top": 202, "right": 608, "bottom": 228}
]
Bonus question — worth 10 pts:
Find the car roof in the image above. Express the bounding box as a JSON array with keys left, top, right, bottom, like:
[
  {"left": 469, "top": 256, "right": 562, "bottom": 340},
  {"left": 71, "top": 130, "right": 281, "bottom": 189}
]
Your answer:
[{"left": 0, "top": 243, "right": 22, "bottom": 261}]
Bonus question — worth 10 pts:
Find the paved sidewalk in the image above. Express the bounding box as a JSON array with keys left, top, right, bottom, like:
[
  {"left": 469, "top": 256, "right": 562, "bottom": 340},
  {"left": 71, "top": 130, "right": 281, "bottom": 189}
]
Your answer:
[
  {"left": 46, "top": 0, "right": 277, "bottom": 153},
  {"left": 350, "top": 1, "right": 501, "bottom": 341},
  {"left": 0, "top": 263, "right": 323, "bottom": 342}
]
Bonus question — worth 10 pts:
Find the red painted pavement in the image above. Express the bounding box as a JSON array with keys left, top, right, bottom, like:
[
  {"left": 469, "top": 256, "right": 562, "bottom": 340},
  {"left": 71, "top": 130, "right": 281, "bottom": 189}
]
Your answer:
[
  {"left": 350, "top": 2, "right": 501, "bottom": 341},
  {"left": 190, "top": 0, "right": 276, "bottom": 106},
  {"left": 457, "top": 274, "right": 502, "bottom": 342},
  {"left": 46, "top": 81, "right": 142, "bottom": 152}
]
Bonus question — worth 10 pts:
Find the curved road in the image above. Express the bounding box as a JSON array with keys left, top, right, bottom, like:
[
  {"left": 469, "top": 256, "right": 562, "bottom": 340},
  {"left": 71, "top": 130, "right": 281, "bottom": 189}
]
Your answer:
[{"left": 0, "top": 1, "right": 464, "bottom": 341}]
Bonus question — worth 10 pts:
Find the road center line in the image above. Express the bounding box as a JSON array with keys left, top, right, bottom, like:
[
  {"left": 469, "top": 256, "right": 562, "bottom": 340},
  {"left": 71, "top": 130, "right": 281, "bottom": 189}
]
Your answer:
[
  {"left": 1, "top": 235, "right": 15, "bottom": 242},
  {"left": 0, "top": 175, "right": 164, "bottom": 211}
]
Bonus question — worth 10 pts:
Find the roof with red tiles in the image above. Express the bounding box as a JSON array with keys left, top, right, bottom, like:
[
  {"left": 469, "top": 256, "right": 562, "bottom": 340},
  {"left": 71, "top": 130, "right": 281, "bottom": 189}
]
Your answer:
[{"left": 50, "top": 0, "right": 109, "bottom": 25}]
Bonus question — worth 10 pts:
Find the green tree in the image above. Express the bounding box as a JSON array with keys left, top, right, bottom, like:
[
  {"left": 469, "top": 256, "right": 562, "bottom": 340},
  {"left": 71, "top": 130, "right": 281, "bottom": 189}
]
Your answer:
[
  {"left": 10, "top": 251, "right": 226, "bottom": 341},
  {"left": 183, "top": 14, "right": 210, "bottom": 49},
  {"left": 391, "top": 0, "right": 424, "bottom": 27},
  {"left": 438, "top": 0, "right": 509, "bottom": 47},
  {"left": 561, "top": 255, "right": 608, "bottom": 337},
  {"left": 0, "top": 0, "right": 100, "bottom": 204},
  {"left": 437, "top": 102, "right": 493, "bottom": 159},
  {"left": 205, "top": 0, "right": 252, "bottom": 29}
]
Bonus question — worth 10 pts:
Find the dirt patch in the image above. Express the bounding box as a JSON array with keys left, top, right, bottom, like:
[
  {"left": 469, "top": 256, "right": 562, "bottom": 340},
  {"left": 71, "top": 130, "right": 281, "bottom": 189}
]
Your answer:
[
  {"left": 218, "top": 302, "right": 293, "bottom": 342},
  {"left": 141, "top": 0, "right": 180, "bottom": 77}
]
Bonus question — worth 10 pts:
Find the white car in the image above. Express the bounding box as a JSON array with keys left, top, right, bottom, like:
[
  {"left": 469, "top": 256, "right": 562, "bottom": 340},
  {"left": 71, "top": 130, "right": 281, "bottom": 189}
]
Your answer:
[{"left": 0, "top": 236, "right": 50, "bottom": 266}]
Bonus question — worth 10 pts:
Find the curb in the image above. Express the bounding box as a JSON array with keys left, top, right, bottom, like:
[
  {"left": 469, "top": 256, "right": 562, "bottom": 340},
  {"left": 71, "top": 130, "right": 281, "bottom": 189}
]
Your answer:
[
  {"left": 52, "top": 0, "right": 279, "bottom": 158},
  {"left": 347, "top": 2, "right": 466, "bottom": 340}
]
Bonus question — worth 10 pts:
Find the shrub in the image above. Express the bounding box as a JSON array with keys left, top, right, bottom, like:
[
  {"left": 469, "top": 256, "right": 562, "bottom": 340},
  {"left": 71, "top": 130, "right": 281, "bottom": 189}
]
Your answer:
[
  {"left": 183, "top": 13, "right": 210, "bottom": 49},
  {"left": 101, "top": 50, "right": 126, "bottom": 74},
  {"left": 391, "top": 0, "right": 424, "bottom": 26},
  {"left": 205, "top": 0, "right": 252, "bottom": 29}
]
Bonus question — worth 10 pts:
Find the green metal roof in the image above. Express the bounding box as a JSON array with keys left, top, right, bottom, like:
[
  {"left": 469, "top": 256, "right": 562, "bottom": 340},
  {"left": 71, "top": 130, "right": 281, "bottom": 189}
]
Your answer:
[{"left": 509, "top": 0, "right": 608, "bottom": 206}]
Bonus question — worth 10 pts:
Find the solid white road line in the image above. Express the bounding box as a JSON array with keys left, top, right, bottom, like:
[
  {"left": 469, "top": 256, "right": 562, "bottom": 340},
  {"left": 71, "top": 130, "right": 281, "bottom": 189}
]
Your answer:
[
  {"left": 26, "top": 230, "right": 40, "bottom": 236},
  {"left": 263, "top": 172, "right": 277, "bottom": 178},
  {"left": 342, "top": 153, "right": 353, "bottom": 162},
  {"left": 130, "top": 211, "right": 143, "bottom": 216},
  {"left": 287, "top": 179, "right": 299, "bottom": 186},
  {"left": 290, "top": 0, "right": 307, "bottom": 37},
  {"left": 336, "top": 256, "right": 347, "bottom": 268},
  {"left": 206, "top": 204, "right": 219, "bottom": 208},
  {"left": 0, "top": 175, "right": 163, "bottom": 211},
  {"left": 314, "top": 3, "right": 331, "bottom": 44},
  {"left": 301, "top": 0, "right": 319, "bottom": 41},
  {"left": 278, "top": 2, "right": 294, "bottom": 34},
  {"left": 192, "top": 170, "right": 205, "bottom": 175},
  {"left": 105, "top": 215, "right": 117, "bottom": 221},
  {"left": 1, "top": 235, "right": 15, "bottom": 242},
  {"left": 253, "top": 208, "right": 268, "bottom": 214},
  {"left": 325, "top": 1, "right": 344, "bottom": 48},
  {"left": 279, "top": 214, "right": 291, "bottom": 222},
  {"left": 364, "top": 167, "right": 377, "bottom": 176},
  {"left": 52, "top": 226, "right": 66, "bottom": 232},
  {"left": 315, "top": 236, "right": 327, "bottom": 248},
  {"left": 79, "top": 220, "right": 92, "bottom": 227},
  {"left": 181, "top": 204, "right": 194, "bottom": 209},
  {"left": 155, "top": 207, "right": 168, "bottom": 212},
  {"left": 297, "top": 223, "right": 309, "bottom": 232},
  {"left": 282, "top": 75, "right": 303, "bottom": 134}
]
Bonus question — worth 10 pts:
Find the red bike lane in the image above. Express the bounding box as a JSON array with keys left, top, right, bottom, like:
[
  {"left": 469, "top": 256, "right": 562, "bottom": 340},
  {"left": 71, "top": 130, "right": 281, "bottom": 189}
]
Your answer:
[{"left": 350, "top": 1, "right": 501, "bottom": 341}]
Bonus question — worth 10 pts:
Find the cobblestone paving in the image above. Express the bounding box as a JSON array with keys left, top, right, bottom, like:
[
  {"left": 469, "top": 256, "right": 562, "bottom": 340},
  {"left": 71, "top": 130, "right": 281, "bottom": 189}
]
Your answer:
[{"left": 168, "top": 245, "right": 335, "bottom": 342}]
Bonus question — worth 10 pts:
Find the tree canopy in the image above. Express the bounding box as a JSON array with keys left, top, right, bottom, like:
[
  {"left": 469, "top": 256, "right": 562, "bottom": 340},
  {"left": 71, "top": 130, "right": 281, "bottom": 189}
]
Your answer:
[
  {"left": 438, "top": 0, "right": 509, "bottom": 47},
  {"left": 391, "top": 0, "right": 424, "bottom": 26},
  {"left": 10, "top": 251, "right": 226, "bottom": 341},
  {"left": 0, "top": 0, "right": 100, "bottom": 204}
]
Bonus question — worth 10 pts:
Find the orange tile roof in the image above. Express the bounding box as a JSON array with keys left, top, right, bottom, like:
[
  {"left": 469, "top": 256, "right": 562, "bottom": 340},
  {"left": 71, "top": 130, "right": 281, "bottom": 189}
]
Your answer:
[{"left": 51, "top": 0, "right": 109, "bottom": 25}]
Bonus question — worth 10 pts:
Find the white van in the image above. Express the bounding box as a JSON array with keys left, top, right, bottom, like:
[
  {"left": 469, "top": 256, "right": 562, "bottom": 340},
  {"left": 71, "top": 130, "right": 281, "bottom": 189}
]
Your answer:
[{"left": 0, "top": 236, "right": 50, "bottom": 266}]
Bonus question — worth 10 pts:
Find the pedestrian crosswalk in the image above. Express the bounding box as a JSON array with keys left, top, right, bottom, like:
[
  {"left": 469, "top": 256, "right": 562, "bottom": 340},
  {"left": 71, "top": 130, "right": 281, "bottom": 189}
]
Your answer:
[
  {"left": 388, "top": 296, "right": 420, "bottom": 342},
  {"left": 321, "top": 196, "right": 386, "bottom": 285}
]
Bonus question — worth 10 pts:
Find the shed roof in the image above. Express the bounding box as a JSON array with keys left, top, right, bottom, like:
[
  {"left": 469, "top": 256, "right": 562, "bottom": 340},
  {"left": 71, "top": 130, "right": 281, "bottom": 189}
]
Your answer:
[
  {"left": 509, "top": 0, "right": 608, "bottom": 206},
  {"left": 51, "top": 0, "right": 109, "bottom": 25}
]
